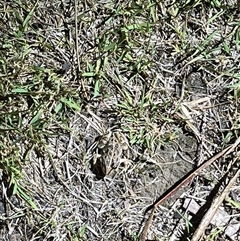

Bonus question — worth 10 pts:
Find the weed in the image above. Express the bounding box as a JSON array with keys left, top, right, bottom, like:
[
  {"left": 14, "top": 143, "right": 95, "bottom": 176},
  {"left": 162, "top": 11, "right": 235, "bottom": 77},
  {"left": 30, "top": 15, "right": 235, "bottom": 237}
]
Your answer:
[
  {"left": 205, "top": 228, "right": 224, "bottom": 241},
  {"left": 176, "top": 210, "right": 193, "bottom": 235}
]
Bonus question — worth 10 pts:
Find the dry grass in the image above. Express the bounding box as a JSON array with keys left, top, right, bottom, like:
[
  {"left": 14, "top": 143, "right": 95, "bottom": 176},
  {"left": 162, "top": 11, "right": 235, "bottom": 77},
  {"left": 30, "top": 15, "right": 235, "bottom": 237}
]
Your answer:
[{"left": 0, "top": 0, "right": 240, "bottom": 240}]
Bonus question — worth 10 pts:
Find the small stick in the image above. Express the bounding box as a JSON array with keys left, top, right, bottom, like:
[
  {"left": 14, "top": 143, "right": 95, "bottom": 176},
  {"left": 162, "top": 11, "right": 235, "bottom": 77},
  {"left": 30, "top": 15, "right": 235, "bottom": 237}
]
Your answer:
[
  {"left": 192, "top": 168, "right": 240, "bottom": 241},
  {"left": 74, "top": 0, "right": 87, "bottom": 98},
  {"left": 74, "top": 0, "right": 80, "bottom": 73},
  {"left": 139, "top": 137, "right": 240, "bottom": 241}
]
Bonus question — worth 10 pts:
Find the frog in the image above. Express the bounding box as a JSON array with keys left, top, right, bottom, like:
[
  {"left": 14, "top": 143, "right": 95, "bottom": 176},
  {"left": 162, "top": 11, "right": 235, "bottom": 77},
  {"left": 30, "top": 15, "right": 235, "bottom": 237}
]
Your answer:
[{"left": 89, "top": 130, "right": 128, "bottom": 179}]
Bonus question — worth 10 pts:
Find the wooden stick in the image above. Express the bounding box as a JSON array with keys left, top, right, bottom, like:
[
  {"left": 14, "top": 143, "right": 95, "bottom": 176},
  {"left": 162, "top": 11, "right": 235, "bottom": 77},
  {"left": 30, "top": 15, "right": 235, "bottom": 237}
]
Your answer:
[
  {"left": 139, "top": 137, "right": 240, "bottom": 241},
  {"left": 192, "top": 168, "right": 240, "bottom": 241}
]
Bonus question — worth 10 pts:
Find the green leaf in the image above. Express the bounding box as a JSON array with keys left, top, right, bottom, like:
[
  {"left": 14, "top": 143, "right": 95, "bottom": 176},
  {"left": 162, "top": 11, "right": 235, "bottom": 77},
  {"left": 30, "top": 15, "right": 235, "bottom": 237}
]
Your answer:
[
  {"left": 30, "top": 109, "right": 43, "bottom": 125},
  {"left": 222, "top": 41, "right": 230, "bottom": 54},
  {"left": 226, "top": 197, "right": 240, "bottom": 210},
  {"left": 55, "top": 102, "right": 63, "bottom": 113},
  {"left": 123, "top": 89, "right": 133, "bottom": 105},
  {"left": 82, "top": 72, "right": 95, "bottom": 77},
  {"left": 207, "top": 10, "right": 224, "bottom": 24},
  {"left": 79, "top": 225, "right": 87, "bottom": 237},
  {"left": 118, "top": 102, "right": 132, "bottom": 111},
  {"left": 17, "top": 185, "right": 38, "bottom": 209},
  {"left": 149, "top": 3, "right": 157, "bottom": 22},
  {"left": 60, "top": 97, "right": 81, "bottom": 111},
  {"left": 2, "top": 43, "right": 13, "bottom": 48},
  {"left": 236, "top": 29, "right": 240, "bottom": 50},
  {"left": 22, "top": 1, "right": 39, "bottom": 32},
  {"left": 95, "top": 59, "right": 101, "bottom": 74},
  {"left": 94, "top": 79, "right": 101, "bottom": 97},
  {"left": 103, "top": 56, "right": 108, "bottom": 69},
  {"left": 12, "top": 88, "right": 28, "bottom": 93},
  {"left": 226, "top": 81, "right": 240, "bottom": 89},
  {"left": 104, "top": 42, "right": 117, "bottom": 52}
]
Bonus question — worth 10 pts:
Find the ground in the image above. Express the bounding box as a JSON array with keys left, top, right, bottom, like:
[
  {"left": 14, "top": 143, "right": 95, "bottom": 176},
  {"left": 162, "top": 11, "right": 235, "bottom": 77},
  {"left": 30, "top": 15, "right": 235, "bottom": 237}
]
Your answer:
[{"left": 0, "top": 1, "right": 240, "bottom": 241}]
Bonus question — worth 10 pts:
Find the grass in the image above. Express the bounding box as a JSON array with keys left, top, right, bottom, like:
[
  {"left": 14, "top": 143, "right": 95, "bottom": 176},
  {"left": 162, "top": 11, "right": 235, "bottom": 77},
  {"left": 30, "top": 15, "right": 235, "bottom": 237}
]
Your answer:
[
  {"left": 205, "top": 228, "right": 224, "bottom": 241},
  {"left": 0, "top": 0, "right": 240, "bottom": 240}
]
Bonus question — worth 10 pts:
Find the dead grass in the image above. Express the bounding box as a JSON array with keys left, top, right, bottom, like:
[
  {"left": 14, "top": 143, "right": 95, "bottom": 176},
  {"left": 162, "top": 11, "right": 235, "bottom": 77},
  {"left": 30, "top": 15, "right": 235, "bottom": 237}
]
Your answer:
[{"left": 0, "top": 0, "right": 240, "bottom": 240}]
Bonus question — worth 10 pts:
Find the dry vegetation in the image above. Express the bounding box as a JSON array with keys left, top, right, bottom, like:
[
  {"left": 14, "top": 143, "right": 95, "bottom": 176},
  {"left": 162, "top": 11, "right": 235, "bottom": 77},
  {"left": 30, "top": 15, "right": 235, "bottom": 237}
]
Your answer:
[{"left": 0, "top": 0, "right": 240, "bottom": 240}]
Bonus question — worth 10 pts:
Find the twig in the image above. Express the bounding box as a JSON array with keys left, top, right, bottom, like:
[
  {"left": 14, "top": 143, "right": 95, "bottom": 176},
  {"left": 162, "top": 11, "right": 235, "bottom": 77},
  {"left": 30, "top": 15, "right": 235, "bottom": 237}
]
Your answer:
[
  {"left": 74, "top": 0, "right": 80, "bottom": 73},
  {"left": 191, "top": 167, "right": 240, "bottom": 241},
  {"left": 139, "top": 137, "right": 240, "bottom": 241},
  {"left": 74, "top": 0, "right": 87, "bottom": 97}
]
